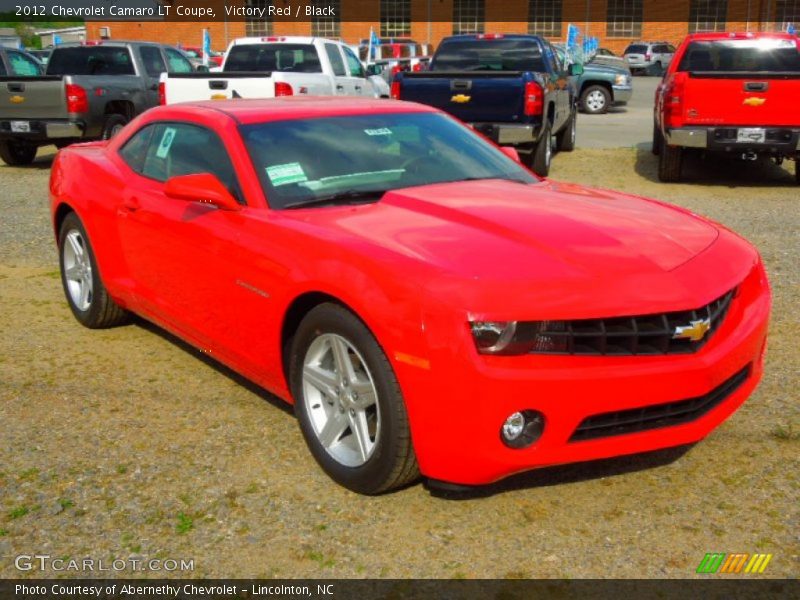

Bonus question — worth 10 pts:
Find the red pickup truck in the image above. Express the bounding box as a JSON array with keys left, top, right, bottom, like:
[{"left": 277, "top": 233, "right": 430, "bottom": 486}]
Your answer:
[{"left": 653, "top": 32, "right": 800, "bottom": 183}]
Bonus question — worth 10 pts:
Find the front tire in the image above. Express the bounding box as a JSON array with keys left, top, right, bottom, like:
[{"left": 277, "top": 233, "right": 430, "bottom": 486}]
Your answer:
[
  {"left": 58, "top": 212, "right": 129, "bottom": 328},
  {"left": 556, "top": 107, "right": 577, "bottom": 152},
  {"left": 658, "top": 137, "right": 683, "bottom": 182},
  {"left": 0, "top": 140, "right": 37, "bottom": 166},
  {"left": 580, "top": 85, "right": 610, "bottom": 114},
  {"left": 290, "top": 303, "right": 419, "bottom": 494}
]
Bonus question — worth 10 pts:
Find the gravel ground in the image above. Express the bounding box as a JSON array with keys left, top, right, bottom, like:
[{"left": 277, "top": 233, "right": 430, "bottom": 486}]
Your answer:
[{"left": 0, "top": 146, "right": 797, "bottom": 579}]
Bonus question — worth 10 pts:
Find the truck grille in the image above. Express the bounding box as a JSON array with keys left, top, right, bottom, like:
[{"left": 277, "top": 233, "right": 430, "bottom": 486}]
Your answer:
[
  {"left": 569, "top": 365, "right": 750, "bottom": 442},
  {"left": 530, "top": 290, "right": 734, "bottom": 356}
]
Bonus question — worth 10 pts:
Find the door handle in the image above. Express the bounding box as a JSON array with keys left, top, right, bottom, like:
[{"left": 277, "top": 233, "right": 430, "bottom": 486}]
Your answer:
[
  {"left": 336, "top": 84, "right": 344, "bottom": 91},
  {"left": 355, "top": 85, "right": 362, "bottom": 92},
  {"left": 121, "top": 196, "right": 141, "bottom": 212}
]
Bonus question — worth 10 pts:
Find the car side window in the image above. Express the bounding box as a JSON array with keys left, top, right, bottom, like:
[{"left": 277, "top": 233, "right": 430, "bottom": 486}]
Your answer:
[
  {"left": 140, "top": 123, "right": 243, "bottom": 203},
  {"left": 139, "top": 46, "right": 167, "bottom": 77},
  {"left": 325, "top": 43, "right": 346, "bottom": 76},
  {"left": 341, "top": 46, "right": 365, "bottom": 78},
  {"left": 164, "top": 47, "right": 193, "bottom": 73},
  {"left": 7, "top": 50, "right": 42, "bottom": 76},
  {"left": 119, "top": 124, "right": 157, "bottom": 173}
]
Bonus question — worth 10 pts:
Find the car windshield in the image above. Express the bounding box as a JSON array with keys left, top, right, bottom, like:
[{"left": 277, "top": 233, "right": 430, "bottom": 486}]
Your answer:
[
  {"left": 624, "top": 45, "right": 648, "bottom": 54},
  {"left": 433, "top": 39, "right": 545, "bottom": 71},
  {"left": 677, "top": 39, "right": 800, "bottom": 73},
  {"left": 240, "top": 112, "right": 539, "bottom": 210}
]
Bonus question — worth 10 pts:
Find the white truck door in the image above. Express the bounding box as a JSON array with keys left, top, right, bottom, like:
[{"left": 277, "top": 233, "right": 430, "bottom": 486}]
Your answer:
[
  {"left": 341, "top": 45, "right": 373, "bottom": 97},
  {"left": 321, "top": 42, "right": 350, "bottom": 96}
]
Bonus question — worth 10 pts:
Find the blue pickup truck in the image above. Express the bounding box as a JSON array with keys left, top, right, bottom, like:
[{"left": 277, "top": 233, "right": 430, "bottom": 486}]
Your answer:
[{"left": 392, "top": 34, "right": 582, "bottom": 175}]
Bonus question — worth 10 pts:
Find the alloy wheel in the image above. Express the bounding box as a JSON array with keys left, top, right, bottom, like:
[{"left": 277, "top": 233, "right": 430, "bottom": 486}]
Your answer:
[{"left": 62, "top": 229, "right": 93, "bottom": 311}]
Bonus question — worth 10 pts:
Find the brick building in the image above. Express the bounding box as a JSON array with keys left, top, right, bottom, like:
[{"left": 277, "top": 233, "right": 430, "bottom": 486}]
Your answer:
[{"left": 86, "top": 0, "right": 800, "bottom": 54}]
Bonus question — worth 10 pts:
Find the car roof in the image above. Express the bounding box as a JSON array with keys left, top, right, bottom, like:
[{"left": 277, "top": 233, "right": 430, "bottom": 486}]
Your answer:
[{"left": 155, "top": 97, "right": 437, "bottom": 125}]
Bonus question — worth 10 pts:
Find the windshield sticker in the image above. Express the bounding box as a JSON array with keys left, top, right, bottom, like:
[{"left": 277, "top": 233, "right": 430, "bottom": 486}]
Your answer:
[
  {"left": 155, "top": 127, "right": 177, "bottom": 159},
  {"left": 364, "top": 128, "right": 393, "bottom": 136},
  {"left": 266, "top": 162, "right": 308, "bottom": 186}
]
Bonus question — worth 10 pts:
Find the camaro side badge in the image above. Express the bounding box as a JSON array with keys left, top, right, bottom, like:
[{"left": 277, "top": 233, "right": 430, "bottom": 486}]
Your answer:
[
  {"left": 673, "top": 319, "right": 711, "bottom": 342},
  {"left": 743, "top": 97, "right": 766, "bottom": 106},
  {"left": 451, "top": 94, "right": 471, "bottom": 103},
  {"left": 10, "top": 95, "right": 25, "bottom": 104}
]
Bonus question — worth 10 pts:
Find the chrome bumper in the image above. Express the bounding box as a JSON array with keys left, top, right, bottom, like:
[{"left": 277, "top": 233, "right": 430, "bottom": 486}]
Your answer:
[
  {"left": 665, "top": 128, "right": 708, "bottom": 148},
  {"left": 45, "top": 121, "right": 84, "bottom": 138},
  {"left": 612, "top": 85, "right": 633, "bottom": 104},
  {"left": 471, "top": 123, "right": 539, "bottom": 145}
]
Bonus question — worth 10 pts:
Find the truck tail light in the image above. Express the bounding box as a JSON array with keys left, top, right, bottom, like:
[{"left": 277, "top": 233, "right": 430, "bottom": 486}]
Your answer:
[
  {"left": 65, "top": 84, "right": 88, "bottom": 113},
  {"left": 158, "top": 81, "right": 166, "bottom": 105},
  {"left": 523, "top": 81, "right": 543, "bottom": 116},
  {"left": 664, "top": 72, "right": 687, "bottom": 128},
  {"left": 274, "top": 81, "right": 293, "bottom": 96},
  {"left": 391, "top": 80, "right": 401, "bottom": 99}
]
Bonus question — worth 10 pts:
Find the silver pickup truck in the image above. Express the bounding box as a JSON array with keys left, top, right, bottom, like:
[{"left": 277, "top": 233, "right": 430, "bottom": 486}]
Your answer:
[{"left": 0, "top": 41, "right": 194, "bottom": 166}]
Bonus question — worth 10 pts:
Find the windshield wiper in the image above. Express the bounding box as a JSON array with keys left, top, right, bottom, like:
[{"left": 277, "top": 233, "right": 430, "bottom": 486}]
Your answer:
[{"left": 283, "top": 189, "right": 388, "bottom": 210}]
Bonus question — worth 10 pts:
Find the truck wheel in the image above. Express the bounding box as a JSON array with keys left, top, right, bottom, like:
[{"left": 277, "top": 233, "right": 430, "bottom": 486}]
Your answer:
[
  {"left": 556, "top": 107, "right": 577, "bottom": 152},
  {"left": 101, "top": 115, "right": 128, "bottom": 140},
  {"left": 529, "top": 121, "right": 552, "bottom": 176},
  {"left": 0, "top": 140, "right": 37, "bottom": 166},
  {"left": 580, "top": 85, "right": 610, "bottom": 114},
  {"left": 795, "top": 158, "right": 800, "bottom": 185},
  {"left": 658, "top": 138, "right": 683, "bottom": 182},
  {"left": 652, "top": 123, "right": 662, "bottom": 155}
]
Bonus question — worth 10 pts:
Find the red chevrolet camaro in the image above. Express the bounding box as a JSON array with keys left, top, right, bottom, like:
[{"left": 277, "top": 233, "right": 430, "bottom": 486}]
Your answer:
[{"left": 50, "top": 98, "right": 771, "bottom": 494}]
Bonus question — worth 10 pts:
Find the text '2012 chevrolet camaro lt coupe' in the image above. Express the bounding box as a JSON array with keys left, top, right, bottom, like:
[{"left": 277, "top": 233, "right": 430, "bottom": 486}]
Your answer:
[{"left": 50, "top": 98, "right": 771, "bottom": 494}]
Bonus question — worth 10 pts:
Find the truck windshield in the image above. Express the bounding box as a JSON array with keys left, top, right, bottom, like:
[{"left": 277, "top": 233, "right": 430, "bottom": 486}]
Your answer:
[
  {"left": 240, "top": 112, "right": 538, "bottom": 210},
  {"left": 225, "top": 44, "right": 322, "bottom": 73},
  {"left": 432, "top": 39, "right": 545, "bottom": 71},
  {"left": 47, "top": 47, "right": 135, "bottom": 76},
  {"left": 677, "top": 39, "right": 800, "bottom": 73}
]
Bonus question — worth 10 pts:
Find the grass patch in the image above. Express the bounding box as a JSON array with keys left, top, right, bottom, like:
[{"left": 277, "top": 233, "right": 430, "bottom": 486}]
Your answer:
[
  {"left": 19, "top": 468, "right": 39, "bottom": 481},
  {"left": 0, "top": 529, "right": 8, "bottom": 536},
  {"left": 176, "top": 512, "right": 194, "bottom": 535},
  {"left": 58, "top": 498, "right": 74, "bottom": 510},
  {"left": 305, "top": 550, "right": 335, "bottom": 568},
  {"left": 770, "top": 424, "right": 799, "bottom": 442},
  {"left": 8, "top": 506, "right": 29, "bottom": 520}
]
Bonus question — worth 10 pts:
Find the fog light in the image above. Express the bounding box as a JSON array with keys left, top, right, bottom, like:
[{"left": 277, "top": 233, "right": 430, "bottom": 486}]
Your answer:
[{"left": 500, "top": 410, "right": 544, "bottom": 449}]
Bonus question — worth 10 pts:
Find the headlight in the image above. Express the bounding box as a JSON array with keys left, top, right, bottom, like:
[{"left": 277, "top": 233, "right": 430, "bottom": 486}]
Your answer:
[
  {"left": 615, "top": 73, "right": 629, "bottom": 85},
  {"left": 470, "top": 321, "right": 569, "bottom": 355}
]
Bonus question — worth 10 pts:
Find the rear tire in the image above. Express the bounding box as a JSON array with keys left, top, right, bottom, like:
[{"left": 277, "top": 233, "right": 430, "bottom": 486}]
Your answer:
[
  {"left": 556, "top": 107, "right": 577, "bottom": 152},
  {"left": 0, "top": 140, "right": 37, "bottom": 166},
  {"left": 290, "top": 303, "right": 419, "bottom": 494},
  {"left": 101, "top": 114, "right": 128, "bottom": 140},
  {"left": 58, "top": 212, "right": 130, "bottom": 328},
  {"left": 580, "top": 85, "right": 610, "bottom": 115},
  {"left": 658, "top": 138, "right": 683, "bottom": 182},
  {"left": 795, "top": 158, "right": 800, "bottom": 184},
  {"left": 529, "top": 121, "right": 552, "bottom": 176},
  {"left": 652, "top": 123, "right": 662, "bottom": 155}
]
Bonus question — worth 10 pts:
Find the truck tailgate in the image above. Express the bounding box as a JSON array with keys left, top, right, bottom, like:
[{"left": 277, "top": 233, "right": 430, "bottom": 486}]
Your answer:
[
  {"left": 399, "top": 71, "right": 526, "bottom": 122},
  {"left": 0, "top": 77, "right": 68, "bottom": 119},
  {"left": 683, "top": 74, "right": 800, "bottom": 126},
  {"left": 163, "top": 72, "right": 275, "bottom": 104}
]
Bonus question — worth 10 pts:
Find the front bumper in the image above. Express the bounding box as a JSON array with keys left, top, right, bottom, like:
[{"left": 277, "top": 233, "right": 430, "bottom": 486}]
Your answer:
[
  {"left": 395, "top": 259, "right": 770, "bottom": 486},
  {"left": 0, "top": 119, "right": 85, "bottom": 142},
  {"left": 612, "top": 84, "right": 633, "bottom": 104},
  {"left": 666, "top": 126, "right": 800, "bottom": 153},
  {"left": 470, "top": 122, "right": 543, "bottom": 145}
]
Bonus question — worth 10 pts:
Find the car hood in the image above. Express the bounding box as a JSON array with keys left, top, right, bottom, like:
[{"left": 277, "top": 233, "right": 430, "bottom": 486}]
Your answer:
[
  {"left": 289, "top": 179, "right": 756, "bottom": 318},
  {"left": 583, "top": 63, "right": 629, "bottom": 76}
]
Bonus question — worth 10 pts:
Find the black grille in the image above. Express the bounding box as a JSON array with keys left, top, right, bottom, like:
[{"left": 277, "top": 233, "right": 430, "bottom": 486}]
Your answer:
[
  {"left": 530, "top": 290, "right": 735, "bottom": 356},
  {"left": 569, "top": 365, "right": 751, "bottom": 443}
]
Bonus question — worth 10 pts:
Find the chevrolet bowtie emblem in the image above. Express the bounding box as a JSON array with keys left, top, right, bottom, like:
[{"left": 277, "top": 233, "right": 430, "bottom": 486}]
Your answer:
[
  {"left": 743, "top": 97, "right": 766, "bottom": 106},
  {"left": 673, "top": 318, "right": 711, "bottom": 342},
  {"left": 10, "top": 95, "right": 25, "bottom": 104},
  {"left": 210, "top": 93, "right": 227, "bottom": 100},
  {"left": 451, "top": 94, "right": 471, "bottom": 103}
]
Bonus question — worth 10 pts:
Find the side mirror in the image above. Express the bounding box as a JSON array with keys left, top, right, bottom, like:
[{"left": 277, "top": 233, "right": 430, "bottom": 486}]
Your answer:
[
  {"left": 195, "top": 64, "right": 210, "bottom": 73},
  {"left": 165, "top": 173, "right": 241, "bottom": 211},
  {"left": 500, "top": 146, "right": 521, "bottom": 163},
  {"left": 366, "top": 63, "right": 383, "bottom": 76},
  {"left": 568, "top": 63, "right": 584, "bottom": 76}
]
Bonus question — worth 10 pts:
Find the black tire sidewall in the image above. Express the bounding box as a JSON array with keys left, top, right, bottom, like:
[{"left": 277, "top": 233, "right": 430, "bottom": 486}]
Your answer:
[
  {"left": 58, "top": 213, "right": 104, "bottom": 326},
  {"left": 531, "top": 121, "right": 552, "bottom": 176},
  {"left": 0, "top": 140, "right": 37, "bottom": 166},
  {"left": 101, "top": 115, "right": 128, "bottom": 140},
  {"left": 290, "top": 303, "right": 411, "bottom": 494}
]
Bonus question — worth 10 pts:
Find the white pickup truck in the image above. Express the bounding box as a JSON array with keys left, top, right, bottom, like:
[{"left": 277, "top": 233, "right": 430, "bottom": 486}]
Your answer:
[{"left": 160, "top": 36, "right": 389, "bottom": 104}]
